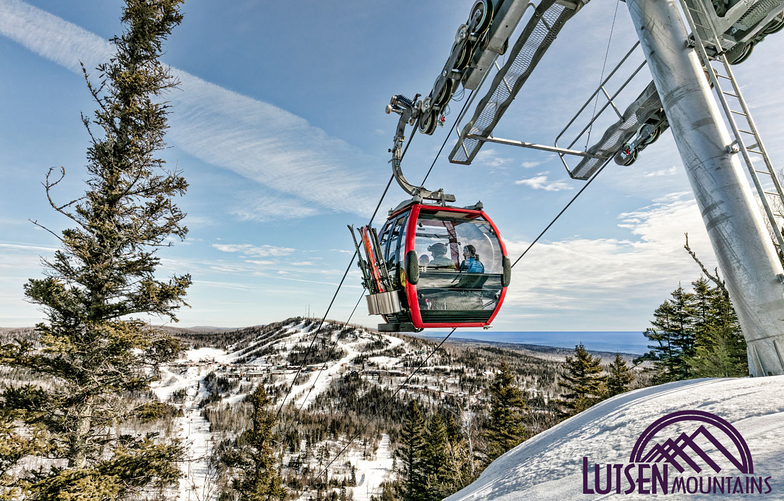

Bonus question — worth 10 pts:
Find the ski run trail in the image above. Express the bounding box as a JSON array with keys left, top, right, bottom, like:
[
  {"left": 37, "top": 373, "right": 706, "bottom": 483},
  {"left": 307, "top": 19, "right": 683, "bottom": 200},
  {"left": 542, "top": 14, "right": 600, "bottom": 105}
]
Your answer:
[{"left": 151, "top": 322, "right": 401, "bottom": 501}]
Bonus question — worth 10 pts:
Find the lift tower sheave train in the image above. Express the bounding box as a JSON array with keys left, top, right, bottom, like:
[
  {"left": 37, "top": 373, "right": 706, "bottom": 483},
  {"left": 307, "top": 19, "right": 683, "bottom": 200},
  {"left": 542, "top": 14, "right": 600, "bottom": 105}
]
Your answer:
[{"left": 353, "top": 0, "right": 784, "bottom": 375}]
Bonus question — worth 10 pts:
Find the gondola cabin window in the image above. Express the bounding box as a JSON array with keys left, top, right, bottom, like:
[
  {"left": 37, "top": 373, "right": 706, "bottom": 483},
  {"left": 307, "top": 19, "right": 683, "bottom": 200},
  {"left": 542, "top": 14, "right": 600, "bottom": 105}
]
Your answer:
[{"left": 413, "top": 211, "right": 504, "bottom": 324}]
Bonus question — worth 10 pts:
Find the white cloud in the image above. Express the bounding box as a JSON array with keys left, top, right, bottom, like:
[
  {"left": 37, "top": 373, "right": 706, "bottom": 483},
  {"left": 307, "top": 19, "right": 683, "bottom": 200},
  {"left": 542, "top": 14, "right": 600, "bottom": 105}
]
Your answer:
[
  {"left": 644, "top": 166, "right": 677, "bottom": 177},
  {"left": 515, "top": 172, "right": 574, "bottom": 191},
  {"left": 474, "top": 149, "right": 513, "bottom": 168},
  {"left": 212, "top": 243, "right": 295, "bottom": 257},
  {"left": 503, "top": 194, "right": 714, "bottom": 316},
  {"left": 229, "top": 196, "right": 320, "bottom": 222},
  {"left": 521, "top": 160, "right": 543, "bottom": 169},
  {"left": 0, "top": 0, "right": 113, "bottom": 71},
  {"left": 0, "top": 242, "right": 58, "bottom": 253},
  {"left": 0, "top": 0, "right": 380, "bottom": 219}
]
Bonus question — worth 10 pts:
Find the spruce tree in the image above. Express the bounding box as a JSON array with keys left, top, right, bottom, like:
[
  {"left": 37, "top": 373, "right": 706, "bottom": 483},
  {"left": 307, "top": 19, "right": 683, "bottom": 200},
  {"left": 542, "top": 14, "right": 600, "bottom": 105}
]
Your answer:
[
  {"left": 0, "top": 1, "right": 187, "bottom": 498},
  {"left": 637, "top": 285, "right": 696, "bottom": 382},
  {"left": 484, "top": 362, "right": 527, "bottom": 462},
  {"left": 422, "top": 413, "right": 448, "bottom": 501},
  {"left": 687, "top": 278, "right": 747, "bottom": 377},
  {"left": 638, "top": 274, "right": 747, "bottom": 381},
  {"left": 218, "top": 386, "right": 287, "bottom": 501},
  {"left": 560, "top": 344, "right": 605, "bottom": 416},
  {"left": 606, "top": 354, "right": 633, "bottom": 397},
  {"left": 690, "top": 278, "right": 714, "bottom": 344},
  {"left": 399, "top": 400, "right": 427, "bottom": 501}
]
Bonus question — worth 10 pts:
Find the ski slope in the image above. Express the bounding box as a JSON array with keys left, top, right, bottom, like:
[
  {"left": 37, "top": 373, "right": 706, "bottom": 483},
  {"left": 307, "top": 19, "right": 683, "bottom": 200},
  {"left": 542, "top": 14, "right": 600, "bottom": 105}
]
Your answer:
[
  {"left": 446, "top": 376, "right": 784, "bottom": 501},
  {"left": 153, "top": 322, "right": 407, "bottom": 500}
]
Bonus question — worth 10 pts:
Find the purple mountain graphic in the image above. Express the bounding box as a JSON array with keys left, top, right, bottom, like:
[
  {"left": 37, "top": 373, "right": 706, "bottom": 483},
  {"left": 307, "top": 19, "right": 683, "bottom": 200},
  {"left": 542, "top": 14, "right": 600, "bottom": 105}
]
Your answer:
[{"left": 640, "top": 425, "right": 746, "bottom": 474}]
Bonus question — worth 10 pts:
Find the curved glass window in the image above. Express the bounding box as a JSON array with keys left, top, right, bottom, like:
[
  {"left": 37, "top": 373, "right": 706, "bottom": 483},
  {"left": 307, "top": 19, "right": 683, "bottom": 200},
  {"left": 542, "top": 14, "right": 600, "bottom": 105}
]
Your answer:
[
  {"left": 413, "top": 210, "right": 504, "bottom": 323},
  {"left": 377, "top": 214, "right": 408, "bottom": 290}
]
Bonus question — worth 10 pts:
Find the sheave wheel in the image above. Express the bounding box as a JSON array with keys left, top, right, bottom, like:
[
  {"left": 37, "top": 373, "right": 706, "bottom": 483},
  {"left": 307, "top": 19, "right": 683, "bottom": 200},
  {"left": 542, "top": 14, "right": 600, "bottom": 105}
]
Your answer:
[
  {"left": 641, "top": 126, "right": 662, "bottom": 146},
  {"left": 434, "top": 78, "right": 455, "bottom": 107},
  {"left": 763, "top": 15, "right": 784, "bottom": 34},
  {"left": 469, "top": 0, "right": 493, "bottom": 36},
  {"left": 454, "top": 42, "right": 472, "bottom": 71},
  {"left": 419, "top": 109, "right": 438, "bottom": 135},
  {"left": 729, "top": 42, "right": 753, "bottom": 65}
]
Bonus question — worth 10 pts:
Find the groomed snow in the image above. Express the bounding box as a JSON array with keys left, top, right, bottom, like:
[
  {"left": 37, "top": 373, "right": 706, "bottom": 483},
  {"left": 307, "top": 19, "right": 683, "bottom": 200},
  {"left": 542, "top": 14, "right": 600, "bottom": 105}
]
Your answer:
[
  {"left": 446, "top": 376, "right": 784, "bottom": 501},
  {"left": 349, "top": 433, "right": 395, "bottom": 501},
  {"left": 152, "top": 348, "right": 228, "bottom": 501}
]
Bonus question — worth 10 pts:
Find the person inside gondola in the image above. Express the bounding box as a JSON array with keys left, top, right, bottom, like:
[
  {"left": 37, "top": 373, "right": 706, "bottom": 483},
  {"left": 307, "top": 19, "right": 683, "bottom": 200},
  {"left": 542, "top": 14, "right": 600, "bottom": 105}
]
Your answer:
[
  {"left": 460, "top": 245, "right": 484, "bottom": 273},
  {"left": 427, "top": 243, "right": 456, "bottom": 270},
  {"left": 419, "top": 254, "right": 430, "bottom": 271}
]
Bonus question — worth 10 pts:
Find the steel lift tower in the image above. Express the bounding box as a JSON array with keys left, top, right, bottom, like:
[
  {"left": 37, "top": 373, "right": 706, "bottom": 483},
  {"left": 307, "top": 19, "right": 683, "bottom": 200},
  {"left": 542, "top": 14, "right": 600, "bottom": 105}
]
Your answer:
[
  {"left": 627, "top": 0, "right": 784, "bottom": 375},
  {"left": 386, "top": 0, "right": 784, "bottom": 375}
]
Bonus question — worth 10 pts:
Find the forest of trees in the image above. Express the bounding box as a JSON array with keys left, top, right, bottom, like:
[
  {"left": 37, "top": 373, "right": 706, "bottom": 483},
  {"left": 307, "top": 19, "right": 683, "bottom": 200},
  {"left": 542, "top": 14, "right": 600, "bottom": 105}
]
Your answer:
[
  {"left": 635, "top": 276, "right": 747, "bottom": 382},
  {"left": 393, "top": 362, "right": 528, "bottom": 501}
]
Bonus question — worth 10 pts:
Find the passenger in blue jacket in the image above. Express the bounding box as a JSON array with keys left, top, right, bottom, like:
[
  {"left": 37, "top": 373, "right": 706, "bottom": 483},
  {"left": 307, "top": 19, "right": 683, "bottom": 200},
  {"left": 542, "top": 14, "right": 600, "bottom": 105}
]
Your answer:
[{"left": 460, "top": 245, "right": 484, "bottom": 273}]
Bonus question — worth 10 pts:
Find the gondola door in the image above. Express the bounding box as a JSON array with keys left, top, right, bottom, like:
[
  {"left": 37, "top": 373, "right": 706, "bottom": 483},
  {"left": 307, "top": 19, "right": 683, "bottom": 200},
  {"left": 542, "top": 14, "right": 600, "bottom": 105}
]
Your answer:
[{"left": 403, "top": 204, "right": 510, "bottom": 329}]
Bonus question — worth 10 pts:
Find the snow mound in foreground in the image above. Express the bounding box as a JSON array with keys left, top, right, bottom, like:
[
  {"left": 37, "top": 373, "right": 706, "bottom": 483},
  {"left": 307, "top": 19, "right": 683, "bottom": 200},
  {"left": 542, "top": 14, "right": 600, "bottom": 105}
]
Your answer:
[{"left": 446, "top": 376, "right": 784, "bottom": 501}]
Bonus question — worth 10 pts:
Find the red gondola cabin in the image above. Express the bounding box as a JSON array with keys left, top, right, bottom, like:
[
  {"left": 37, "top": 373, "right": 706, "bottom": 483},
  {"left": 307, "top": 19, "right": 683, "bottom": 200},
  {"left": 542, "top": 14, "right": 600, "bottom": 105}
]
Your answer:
[{"left": 355, "top": 201, "right": 511, "bottom": 332}]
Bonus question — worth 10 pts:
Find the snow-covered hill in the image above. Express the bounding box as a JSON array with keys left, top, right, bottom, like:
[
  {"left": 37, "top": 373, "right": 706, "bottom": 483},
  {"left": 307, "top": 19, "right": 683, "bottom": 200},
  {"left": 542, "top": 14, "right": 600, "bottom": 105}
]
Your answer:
[
  {"left": 152, "top": 319, "right": 405, "bottom": 500},
  {"left": 153, "top": 318, "right": 524, "bottom": 501},
  {"left": 446, "top": 376, "right": 784, "bottom": 501}
]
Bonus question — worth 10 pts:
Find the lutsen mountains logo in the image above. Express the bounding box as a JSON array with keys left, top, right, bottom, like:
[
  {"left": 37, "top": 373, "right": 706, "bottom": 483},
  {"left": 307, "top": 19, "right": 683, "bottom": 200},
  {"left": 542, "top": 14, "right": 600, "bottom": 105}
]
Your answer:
[{"left": 582, "top": 410, "right": 772, "bottom": 496}]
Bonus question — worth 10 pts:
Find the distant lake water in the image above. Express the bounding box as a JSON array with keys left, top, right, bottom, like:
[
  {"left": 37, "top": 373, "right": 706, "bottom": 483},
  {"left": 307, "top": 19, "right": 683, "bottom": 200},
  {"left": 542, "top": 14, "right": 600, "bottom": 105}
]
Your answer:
[{"left": 421, "top": 330, "right": 649, "bottom": 355}]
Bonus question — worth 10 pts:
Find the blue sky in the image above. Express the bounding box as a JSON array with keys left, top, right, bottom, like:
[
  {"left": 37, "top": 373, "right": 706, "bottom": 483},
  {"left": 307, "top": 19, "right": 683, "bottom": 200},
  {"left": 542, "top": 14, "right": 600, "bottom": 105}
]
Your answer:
[{"left": 1, "top": 0, "right": 782, "bottom": 332}]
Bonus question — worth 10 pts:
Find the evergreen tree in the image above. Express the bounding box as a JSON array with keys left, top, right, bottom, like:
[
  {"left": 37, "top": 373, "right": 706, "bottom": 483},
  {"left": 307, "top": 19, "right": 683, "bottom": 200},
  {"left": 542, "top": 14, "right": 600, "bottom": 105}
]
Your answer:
[
  {"left": 484, "top": 362, "right": 527, "bottom": 462},
  {"left": 399, "top": 400, "right": 427, "bottom": 501},
  {"left": 439, "top": 430, "right": 473, "bottom": 497},
  {"left": 422, "top": 413, "right": 448, "bottom": 501},
  {"left": 219, "top": 386, "right": 287, "bottom": 501},
  {"left": 690, "top": 278, "right": 714, "bottom": 344},
  {"left": 560, "top": 344, "right": 605, "bottom": 415},
  {"left": 0, "top": 1, "right": 187, "bottom": 498},
  {"left": 606, "top": 354, "right": 633, "bottom": 397},
  {"left": 687, "top": 278, "right": 747, "bottom": 377},
  {"left": 444, "top": 412, "right": 461, "bottom": 446},
  {"left": 688, "top": 325, "right": 748, "bottom": 377},
  {"left": 637, "top": 285, "right": 696, "bottom": 382},
  {"left": 637, "top": 275, "right": 747, "bottom": 381}
]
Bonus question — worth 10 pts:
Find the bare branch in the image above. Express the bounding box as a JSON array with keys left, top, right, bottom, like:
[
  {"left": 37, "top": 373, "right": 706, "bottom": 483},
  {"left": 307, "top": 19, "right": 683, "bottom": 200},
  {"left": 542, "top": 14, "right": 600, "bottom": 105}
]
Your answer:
[
  {"left": 29, "top": 219, "right": 64, "bottom": 243},
  {"left": 43, "top": 167, "right": 82, "bottom": 222},
  {"left": 684, "top": 233, "right": 729, "bottom": 296}
]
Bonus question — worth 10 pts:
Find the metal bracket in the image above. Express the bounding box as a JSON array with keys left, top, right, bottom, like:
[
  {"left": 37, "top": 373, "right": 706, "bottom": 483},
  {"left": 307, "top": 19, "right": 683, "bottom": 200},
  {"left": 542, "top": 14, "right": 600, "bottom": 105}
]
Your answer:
[
  {"left": 466, "top": 134, "right": 608, "bottom": 158},
  {"left": 386, "top": 94, "right": 456, "bottom": 203}
]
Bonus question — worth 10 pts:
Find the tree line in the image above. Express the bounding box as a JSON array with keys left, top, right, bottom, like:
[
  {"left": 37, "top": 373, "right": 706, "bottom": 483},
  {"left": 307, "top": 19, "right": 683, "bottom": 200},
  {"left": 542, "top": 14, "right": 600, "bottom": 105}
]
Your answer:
[{"left": 636, "top": 275, "right": 747, "bottom": 381}]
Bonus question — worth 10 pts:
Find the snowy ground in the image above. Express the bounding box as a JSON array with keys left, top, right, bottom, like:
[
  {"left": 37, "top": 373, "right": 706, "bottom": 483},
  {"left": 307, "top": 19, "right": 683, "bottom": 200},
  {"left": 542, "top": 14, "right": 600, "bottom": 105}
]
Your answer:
[
  {"left": 153, "top": 323, "right": 406, "bottom": 501},
  {"left": 349, "top": 434, "right": 395, "bottom": 501},
  {"left": 446, "top": 376, "right": 784, "bottom": 501},
  {"left": 152, "top": 348, "right": 229, "bottom": 501}
]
